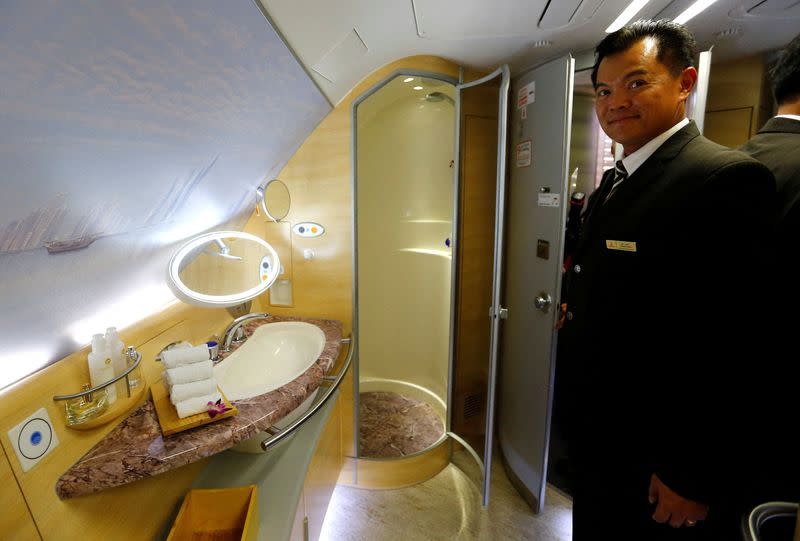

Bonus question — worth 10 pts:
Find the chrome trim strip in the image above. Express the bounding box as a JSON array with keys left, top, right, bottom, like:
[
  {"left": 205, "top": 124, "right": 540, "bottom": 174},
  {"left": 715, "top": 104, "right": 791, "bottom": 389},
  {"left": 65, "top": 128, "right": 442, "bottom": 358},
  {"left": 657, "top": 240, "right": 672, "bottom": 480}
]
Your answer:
[
  {"left": 53, "top": 352, "right": 142, "bottom": 401},
  {"left": 747, "top": 502, "right": 798, "bottom": 541},
  {"left": 447, "top": 431, "right": 484, "bottom": 473},
  {"left": 458, "top": 67, "right": 506, "bottom": 90},
  {"left": 538, "top": 55, "right": 576, "bottom": 513},
  {"left": 446, "top": 69, "right": 464, "bottom": 434},
  {"left": 481, "top": 64, "right": 511, "bottom": 508},
  {"left": 260, "top": 335, "right": 354, "bottom": 451}
]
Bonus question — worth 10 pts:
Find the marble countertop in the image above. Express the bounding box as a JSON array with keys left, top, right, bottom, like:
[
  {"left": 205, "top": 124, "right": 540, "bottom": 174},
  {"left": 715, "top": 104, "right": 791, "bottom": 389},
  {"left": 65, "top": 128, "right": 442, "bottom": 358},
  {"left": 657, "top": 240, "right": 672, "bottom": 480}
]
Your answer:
[{"left": 56, "top": 315, "right": 343, "bottom": 499}]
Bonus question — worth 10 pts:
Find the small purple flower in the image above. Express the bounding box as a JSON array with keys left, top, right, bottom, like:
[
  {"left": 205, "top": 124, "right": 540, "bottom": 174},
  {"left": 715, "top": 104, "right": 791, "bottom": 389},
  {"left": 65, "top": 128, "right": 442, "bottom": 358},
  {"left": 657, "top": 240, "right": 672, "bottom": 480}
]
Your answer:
[{"left": 207, "top": 399, "right": 231, "bottom": 418}]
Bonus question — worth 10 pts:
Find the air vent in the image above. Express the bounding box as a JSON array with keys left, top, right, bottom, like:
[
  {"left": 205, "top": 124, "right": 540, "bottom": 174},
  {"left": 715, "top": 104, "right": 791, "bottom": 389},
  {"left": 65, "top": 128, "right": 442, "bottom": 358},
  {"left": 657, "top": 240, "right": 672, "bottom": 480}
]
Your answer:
[
  {"left": 714, "top": 27, "right": 742, "bottom": 39},
  {"left": 531, "top": 39, "right": 554, "bottom": 48},
  {"left": 463, "top": 392, "right": 484, "bottom": 420}
]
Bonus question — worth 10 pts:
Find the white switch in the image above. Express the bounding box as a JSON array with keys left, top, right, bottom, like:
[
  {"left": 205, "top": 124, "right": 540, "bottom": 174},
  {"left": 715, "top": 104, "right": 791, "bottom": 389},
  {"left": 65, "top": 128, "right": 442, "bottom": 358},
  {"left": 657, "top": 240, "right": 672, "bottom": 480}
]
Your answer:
[
  {"left": 303, "top": 249, "right": 315, "bottom": 260},
  {"left": 7, "top": 408, "right": 59, "bottom": 472}
]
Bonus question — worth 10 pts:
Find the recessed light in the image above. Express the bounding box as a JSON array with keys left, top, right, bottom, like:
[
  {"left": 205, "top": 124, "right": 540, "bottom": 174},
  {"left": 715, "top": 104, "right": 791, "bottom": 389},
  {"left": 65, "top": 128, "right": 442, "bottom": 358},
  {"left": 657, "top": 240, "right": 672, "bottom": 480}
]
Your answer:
[
  {"left": 413, "top": 86, "right": 423, "bottom": 90},
  {"left": 606, "top": 0, "right": 651, "bottom": 33},
  {"left": 674, "top": 0, "right": 719, "bottom": 25},
  {"left": 403, "top": 77, "right": 414, "bottom": 83}
]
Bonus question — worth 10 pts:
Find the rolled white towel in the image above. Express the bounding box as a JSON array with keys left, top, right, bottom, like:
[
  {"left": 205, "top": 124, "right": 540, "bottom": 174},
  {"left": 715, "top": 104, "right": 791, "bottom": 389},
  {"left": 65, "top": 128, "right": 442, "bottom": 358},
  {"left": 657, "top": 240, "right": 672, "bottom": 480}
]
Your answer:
[
  {"left": 161, "top": 345, "right": 209, "bottom": 369},
  {"left": 175, "top": 391, "right": 222, "bottom": 419},
  {"left": 170, "top": 378, "right": 218, "bottom": 405},
  {"left": 164, "top": 360, "right": 213, "bottom": 386}
]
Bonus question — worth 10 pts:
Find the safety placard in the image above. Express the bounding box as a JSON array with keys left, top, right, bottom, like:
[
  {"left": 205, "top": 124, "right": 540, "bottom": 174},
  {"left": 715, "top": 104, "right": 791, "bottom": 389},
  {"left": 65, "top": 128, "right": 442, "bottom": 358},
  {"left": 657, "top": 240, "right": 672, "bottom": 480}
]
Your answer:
[
  {"left": 516, "top": 140, "right": 532, "bottom": 167},
  {"left": 538, "top": 193, "right": 561, "bottom": 208},
  {"left": 517, "top": 81, "right": 535, "bottom": 109}
]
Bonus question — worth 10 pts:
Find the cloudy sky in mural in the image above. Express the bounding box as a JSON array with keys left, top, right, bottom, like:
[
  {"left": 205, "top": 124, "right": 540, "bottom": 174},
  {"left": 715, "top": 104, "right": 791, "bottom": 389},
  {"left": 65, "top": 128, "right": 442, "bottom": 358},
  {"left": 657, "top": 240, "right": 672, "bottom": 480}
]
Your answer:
[{"left": 0, "top": 0, "right": 330, "bottom": 253}]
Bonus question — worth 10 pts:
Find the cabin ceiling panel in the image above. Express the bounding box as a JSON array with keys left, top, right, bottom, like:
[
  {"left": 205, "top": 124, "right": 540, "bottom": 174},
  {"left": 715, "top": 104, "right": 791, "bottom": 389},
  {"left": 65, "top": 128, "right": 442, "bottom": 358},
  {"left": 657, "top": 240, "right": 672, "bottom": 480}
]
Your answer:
[
  {"left": 411, "top": 0, "right": 548, "bottom": 38},
  {"left": 263, "top": 0, "right": 800, "bottom": 104}
]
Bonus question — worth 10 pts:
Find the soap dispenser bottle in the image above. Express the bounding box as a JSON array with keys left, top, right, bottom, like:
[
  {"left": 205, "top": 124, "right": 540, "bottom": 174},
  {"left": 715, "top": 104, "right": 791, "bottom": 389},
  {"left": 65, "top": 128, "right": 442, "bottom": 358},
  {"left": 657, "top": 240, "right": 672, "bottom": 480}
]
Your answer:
[
  {"left": 88, "top": 334, "right": 117, "bottom": 403},
  {"left": 105, "top": 327, "right": 126, "bottom": 377}
]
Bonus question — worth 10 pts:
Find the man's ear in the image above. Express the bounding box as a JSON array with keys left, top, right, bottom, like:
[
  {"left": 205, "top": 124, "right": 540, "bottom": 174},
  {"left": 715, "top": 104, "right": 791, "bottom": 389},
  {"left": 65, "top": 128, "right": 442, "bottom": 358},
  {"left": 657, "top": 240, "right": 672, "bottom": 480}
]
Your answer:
[{"left": 679, "top": 66, "right": 698, "bottom": 101}]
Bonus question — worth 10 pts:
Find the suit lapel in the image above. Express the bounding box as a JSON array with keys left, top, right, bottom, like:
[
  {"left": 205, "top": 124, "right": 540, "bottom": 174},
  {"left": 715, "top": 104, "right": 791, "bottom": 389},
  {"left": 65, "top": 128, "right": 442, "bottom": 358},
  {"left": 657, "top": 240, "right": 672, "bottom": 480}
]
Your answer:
[{"left": 596, "top": 122, "right": 701, "bottom": 219}]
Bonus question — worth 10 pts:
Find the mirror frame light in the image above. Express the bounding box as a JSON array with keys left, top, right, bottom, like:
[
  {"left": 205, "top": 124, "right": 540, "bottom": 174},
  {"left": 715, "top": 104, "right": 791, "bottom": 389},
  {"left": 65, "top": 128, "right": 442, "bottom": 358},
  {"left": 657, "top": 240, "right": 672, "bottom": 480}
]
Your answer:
[
  {"left": 257, "top": 178, "right": 291, "bottom": 222},
  {"left": 167, "top": 230, "right": 280, "bottom": 308}
]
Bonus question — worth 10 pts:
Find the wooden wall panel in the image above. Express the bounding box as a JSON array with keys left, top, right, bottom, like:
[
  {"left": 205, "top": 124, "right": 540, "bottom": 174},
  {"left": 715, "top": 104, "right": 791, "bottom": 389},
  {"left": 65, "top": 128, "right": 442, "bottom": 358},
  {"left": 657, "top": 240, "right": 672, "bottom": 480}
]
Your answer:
[
  {"left": 452, "top": 81, "right": 499, "bottom": 450},
  {"left": 0, "top": 303, "right": 230, "bottom": 540},
  {"left": 247, "top": 56, "right": 462, "bottom": 459},
  {"left": 706, "top": 55, "right": 774, "bottom": 146},
  {"left": 0, "top": 443, "right": 39, "bottom": 540}
]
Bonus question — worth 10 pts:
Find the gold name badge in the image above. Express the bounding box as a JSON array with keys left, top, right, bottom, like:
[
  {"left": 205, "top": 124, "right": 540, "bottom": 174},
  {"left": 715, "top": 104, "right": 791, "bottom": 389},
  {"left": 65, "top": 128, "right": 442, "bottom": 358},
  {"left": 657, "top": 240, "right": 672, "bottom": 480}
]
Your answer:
[{"left": 606, "top": 240, "right": 637, "bottom": 252}]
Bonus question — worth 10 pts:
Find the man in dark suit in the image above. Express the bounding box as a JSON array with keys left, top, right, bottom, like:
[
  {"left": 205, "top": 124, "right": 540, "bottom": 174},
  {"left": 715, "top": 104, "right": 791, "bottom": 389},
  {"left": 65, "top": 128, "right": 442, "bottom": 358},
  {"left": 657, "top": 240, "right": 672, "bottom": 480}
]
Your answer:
[
  {"left": 739, "top": 33, "right": 800, "bottom": 507},
  {"left": 560, "top": 20, "right": 776, "bottom": 539}
]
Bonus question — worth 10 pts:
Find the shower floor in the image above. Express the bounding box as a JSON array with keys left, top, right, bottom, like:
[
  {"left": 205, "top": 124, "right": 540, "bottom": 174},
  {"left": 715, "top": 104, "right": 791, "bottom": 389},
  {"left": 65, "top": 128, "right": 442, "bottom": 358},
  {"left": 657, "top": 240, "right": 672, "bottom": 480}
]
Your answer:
[{"left": 359, "top": 391, "right": 445, "bottom": 458}]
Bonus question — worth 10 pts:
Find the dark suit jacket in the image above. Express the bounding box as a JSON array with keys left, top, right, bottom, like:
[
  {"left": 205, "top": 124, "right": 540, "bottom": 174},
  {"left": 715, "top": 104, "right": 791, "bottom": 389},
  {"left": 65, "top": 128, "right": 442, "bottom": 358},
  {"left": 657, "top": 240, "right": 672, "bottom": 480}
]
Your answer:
[
  {"left": 740, "top": 117, "right": 800, "bottom": 228},
  {"left": 739, "top": 116, "right": 800, "bottom": 502},
  {"left": 561, "top": 122, "right": 776, "bottom": 507}
]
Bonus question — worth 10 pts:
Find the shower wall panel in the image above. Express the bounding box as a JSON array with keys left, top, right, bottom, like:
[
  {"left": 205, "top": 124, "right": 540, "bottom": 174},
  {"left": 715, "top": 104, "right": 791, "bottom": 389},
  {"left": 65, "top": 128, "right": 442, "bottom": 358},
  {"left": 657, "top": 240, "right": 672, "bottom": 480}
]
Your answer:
[{"left": 357, "top": 82, "right": 455, "bottom": 404}]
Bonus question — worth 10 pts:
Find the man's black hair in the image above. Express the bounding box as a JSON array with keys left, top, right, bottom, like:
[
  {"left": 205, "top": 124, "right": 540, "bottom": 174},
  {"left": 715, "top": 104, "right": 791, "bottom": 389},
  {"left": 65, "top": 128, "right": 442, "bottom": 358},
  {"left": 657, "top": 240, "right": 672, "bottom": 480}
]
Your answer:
[
  {"left": 770, "top": 33, "right": 800, "bottom": 105},
  {"left": 591, "top": 19, "right": 698, "bottom": 87}
]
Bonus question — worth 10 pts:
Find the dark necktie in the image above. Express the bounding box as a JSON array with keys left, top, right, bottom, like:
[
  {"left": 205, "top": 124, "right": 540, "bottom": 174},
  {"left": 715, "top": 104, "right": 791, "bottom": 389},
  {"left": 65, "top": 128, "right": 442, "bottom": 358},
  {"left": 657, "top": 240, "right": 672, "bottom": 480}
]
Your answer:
[{"left": 604, "top": 160, "right": 627, "bottom": 203}]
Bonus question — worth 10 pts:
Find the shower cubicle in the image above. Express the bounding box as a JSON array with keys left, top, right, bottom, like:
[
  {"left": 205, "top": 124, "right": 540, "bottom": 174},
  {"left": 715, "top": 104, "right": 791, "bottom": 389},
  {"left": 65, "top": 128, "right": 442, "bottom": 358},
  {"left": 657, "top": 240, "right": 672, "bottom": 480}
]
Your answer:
[
  {"left": 354, "top": 74, "right": 455, "bottom": 460},
  {"left": 350, "top": 66, "right": 511, "bottom": 506}
]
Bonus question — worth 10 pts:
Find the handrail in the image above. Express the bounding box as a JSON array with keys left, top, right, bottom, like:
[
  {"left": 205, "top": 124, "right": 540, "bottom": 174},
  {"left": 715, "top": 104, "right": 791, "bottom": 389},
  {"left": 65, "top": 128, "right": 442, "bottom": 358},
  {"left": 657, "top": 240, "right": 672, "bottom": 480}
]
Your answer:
[
  {"left": 260, "top": 334, "right": 354, "bottom": 451},
  {"left": 53, "top": 351, "right": 142, "bottom": 401}
]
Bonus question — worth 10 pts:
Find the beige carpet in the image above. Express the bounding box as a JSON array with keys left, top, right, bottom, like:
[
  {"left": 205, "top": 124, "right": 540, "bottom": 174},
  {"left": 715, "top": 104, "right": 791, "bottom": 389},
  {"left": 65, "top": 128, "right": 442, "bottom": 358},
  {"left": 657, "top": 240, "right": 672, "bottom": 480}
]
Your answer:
[{"left": 320, "top": 449, "right": 573, "bottom": 540}]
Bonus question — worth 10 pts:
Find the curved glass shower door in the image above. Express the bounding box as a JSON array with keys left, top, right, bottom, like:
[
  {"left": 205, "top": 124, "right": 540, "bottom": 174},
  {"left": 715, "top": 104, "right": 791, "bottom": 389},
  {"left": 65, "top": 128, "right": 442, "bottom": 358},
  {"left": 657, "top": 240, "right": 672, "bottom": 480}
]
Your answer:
[{"left": 354, "top": 74, "right": 456, "bottom": 460}]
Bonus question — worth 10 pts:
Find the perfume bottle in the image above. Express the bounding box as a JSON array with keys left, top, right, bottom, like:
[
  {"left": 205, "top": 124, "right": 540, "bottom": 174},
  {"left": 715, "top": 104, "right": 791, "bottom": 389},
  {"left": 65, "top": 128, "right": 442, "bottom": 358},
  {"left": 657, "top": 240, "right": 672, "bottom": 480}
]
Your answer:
[{"left": 64, "top": 384, "right": 109, "bottom": 426}]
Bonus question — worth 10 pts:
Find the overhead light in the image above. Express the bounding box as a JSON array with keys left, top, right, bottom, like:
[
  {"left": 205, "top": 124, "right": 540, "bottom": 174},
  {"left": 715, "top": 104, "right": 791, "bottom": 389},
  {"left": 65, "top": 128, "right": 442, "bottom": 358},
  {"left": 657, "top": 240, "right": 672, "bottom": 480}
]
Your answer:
[
  {"left": 674, "top": 0, "right": 719, "bottom": 24},
  {"left": 413, "top": 86, "right": 423, "bottom": 90},
  {"left": 403, "top": 77, "right": 414, "bottom": 83},
  {"left": 605, "top": 0, "right": 650, "bottom": 33}
]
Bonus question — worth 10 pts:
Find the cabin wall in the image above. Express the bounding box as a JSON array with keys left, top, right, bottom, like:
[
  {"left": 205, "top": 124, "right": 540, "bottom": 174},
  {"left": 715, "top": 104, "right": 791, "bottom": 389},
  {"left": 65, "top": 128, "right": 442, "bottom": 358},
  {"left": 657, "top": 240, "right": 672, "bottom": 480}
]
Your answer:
[
  {"left": 704, "top": 54, "right": 775, "bottom": 148},
  {"left": 0, "top": 1, "right": 330, "bottom": 391}
]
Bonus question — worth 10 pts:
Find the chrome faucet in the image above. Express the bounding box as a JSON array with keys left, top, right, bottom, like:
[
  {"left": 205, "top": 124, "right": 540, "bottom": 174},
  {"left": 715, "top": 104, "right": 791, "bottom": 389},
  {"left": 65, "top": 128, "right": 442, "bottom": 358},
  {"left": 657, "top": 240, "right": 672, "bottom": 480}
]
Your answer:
[{"left": 221, "top": 312, "right": 271, "bottom": 352}]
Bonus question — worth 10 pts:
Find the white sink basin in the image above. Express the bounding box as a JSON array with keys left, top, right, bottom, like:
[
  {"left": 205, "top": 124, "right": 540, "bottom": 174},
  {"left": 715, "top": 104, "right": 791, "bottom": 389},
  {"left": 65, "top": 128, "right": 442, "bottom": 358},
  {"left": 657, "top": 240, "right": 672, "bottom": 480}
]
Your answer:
[{"left": 214, "top": 321, "right": 326, "bottom": 401}]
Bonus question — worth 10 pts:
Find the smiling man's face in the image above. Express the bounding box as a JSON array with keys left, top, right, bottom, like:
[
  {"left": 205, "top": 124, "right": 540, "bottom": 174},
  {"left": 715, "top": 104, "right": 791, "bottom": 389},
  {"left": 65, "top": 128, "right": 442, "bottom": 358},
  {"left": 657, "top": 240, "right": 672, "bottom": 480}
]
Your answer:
[{"left": 594, "top": 37, "right": 696, "bottom": 155}]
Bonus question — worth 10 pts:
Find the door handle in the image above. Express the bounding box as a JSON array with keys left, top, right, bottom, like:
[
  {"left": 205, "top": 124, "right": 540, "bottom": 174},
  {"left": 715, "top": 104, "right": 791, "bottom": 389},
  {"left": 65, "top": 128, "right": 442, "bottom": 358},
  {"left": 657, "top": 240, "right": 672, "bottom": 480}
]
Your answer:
[{"left": 534, "top": 293, "right": 552, "bottom": 312}]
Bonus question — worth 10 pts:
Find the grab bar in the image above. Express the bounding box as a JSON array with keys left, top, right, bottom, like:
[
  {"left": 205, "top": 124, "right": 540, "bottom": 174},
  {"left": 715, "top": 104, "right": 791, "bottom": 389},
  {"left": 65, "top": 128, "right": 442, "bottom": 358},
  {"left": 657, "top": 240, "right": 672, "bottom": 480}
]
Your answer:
[{"left": 260, "top": 334, "right": 354, "bottom": 451}]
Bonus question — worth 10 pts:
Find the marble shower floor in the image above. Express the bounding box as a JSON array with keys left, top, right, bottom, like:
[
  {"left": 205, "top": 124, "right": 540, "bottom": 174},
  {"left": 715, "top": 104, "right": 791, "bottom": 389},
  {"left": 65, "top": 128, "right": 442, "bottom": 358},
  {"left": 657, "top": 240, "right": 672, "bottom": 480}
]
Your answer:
[
  {"left": 358, "top": 391, "right": 445, "bottom": 458},
  {"left": 320, "top": 449, "right": 573, "bottom": 541}
]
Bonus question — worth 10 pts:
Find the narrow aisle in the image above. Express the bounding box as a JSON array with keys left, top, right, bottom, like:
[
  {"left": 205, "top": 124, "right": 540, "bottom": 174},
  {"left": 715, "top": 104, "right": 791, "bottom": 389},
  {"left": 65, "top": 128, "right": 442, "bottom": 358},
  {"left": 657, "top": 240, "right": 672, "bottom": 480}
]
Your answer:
[{"left": 320, "top": 449, "right": 573, "bottom": 540}]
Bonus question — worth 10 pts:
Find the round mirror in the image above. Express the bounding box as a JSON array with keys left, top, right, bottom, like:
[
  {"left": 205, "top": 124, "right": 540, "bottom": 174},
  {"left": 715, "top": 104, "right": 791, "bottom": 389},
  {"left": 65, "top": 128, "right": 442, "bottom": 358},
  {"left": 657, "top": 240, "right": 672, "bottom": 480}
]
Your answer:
[
  {"left": 258, "top": 179, "right": 291, "bottom": 222},
  {"left": 167, "top": 231, "right": 280, "bottom": 307}
]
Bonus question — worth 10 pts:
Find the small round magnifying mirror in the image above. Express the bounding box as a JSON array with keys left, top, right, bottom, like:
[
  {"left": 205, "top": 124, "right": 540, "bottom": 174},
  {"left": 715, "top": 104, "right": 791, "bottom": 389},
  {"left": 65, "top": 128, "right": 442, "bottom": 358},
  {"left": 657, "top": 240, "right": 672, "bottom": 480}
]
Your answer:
[{"left": 257, "top": 179, "right": 291, "bottom": 222}]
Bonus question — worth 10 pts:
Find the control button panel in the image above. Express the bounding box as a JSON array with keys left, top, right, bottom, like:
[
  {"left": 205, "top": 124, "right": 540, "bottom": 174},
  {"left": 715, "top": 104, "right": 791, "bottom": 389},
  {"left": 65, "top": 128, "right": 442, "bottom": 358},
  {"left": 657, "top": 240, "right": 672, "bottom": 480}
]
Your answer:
[{"left": 7, "top": 407, "right": 59, "bottom": 472}]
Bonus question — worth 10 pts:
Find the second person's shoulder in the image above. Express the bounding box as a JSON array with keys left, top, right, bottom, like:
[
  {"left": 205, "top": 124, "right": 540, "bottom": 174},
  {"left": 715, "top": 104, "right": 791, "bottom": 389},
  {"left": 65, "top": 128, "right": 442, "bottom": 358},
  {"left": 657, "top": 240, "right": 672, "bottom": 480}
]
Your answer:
[{"left": 685, "top": 134, "right": 774, "bottom": 181}]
